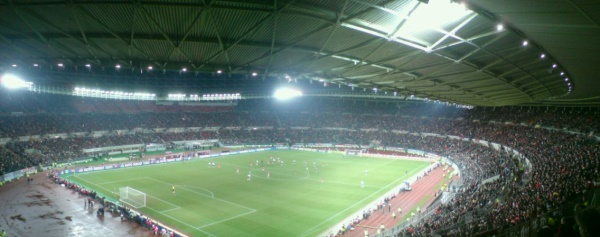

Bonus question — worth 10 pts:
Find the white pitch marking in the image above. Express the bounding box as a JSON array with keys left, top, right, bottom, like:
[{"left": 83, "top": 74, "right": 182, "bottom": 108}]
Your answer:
[
  {"left": 144, "top": 177, "right": 256, "bottom": 212},
  {"left": 95, "top": 177, "right": 147, "bottom": 185},
  {"left": 297, "top": 163, "right": 430, "bottom": 237},
  {"left": 196, "top": 209, "right": 257, "bottom": 228},
  {"left": 75, "top": 175, "right": 180, "bottom": 211},
  {"left": 160, "top": 207, "right": 181, "bottom": 213}
]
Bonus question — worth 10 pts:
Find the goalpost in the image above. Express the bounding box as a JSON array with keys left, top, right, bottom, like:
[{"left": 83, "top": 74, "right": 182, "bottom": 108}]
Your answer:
[
  {"left": 344, "top": 149, "right": 364, "bottom": 156},
  {"left": 119, "top": 186, "right": 147, "bottom": 208}
]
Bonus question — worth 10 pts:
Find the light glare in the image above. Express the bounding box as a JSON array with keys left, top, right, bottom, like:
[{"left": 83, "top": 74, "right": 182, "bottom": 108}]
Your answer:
[
  {"left": 396, "top": 1, "right": 471, "bottom": 35},
  {"left": 1, "top": 74, "right": 33, "bottom": 89},
  {"left": 274, "top": 88, "right": 302, "bottom": 100}
]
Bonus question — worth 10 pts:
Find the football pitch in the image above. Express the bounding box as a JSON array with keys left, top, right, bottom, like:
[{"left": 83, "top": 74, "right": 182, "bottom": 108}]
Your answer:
[{"left": 64, "top": 150, "right": 430, "bottom": 237}]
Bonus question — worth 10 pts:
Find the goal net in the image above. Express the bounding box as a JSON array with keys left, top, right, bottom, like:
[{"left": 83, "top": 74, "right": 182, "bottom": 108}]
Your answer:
[
  {"left": 344, "top": 149, "right": 364, "bottom": 156},
  {"left": 119, "top": 187, "right": 147, "bottom": 208}
]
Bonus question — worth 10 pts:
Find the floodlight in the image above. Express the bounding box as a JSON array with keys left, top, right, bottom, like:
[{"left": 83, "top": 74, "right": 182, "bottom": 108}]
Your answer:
[
  {"left": 540, "top": 54, "right": 546, "bottom": 59},
  {"left": 57, "top": 63, "right": 64, "bottom": 67},
  {"left": 395, "top": 0, "right": 471, "bottom": 35},
  {"left": 115, "top": 64, "right": 121, "bottom": 69},
  {"left": 182, "top": 68, "right": 187, "bottom": 72},
  {"left": 217, "top": 69, "right": 222, "bottom": 74},
  {"left": 522, "top": 40, "right": 528, "bottom": 46},
  {"left": 496, "top": 24, "right": 503, "bottom": 31},
  {"left": 147, "top": 66, "right": 153, "bottom": 70},
  {"left": 33, "top": 64, "right": 39, "bottom": 67},
  {"left": 12, "top": 64, "right": 17, "bottom": 67},
  {"left": 274, "top": 88, "right": 302, "bottom": 100},
  {"left": 251, "top": 72, "right": 258, "bottom": 77},
  {"left": 85, "top": 64, "right": 91, "bottom": 68},
  {"left": 1, "top": 74, "right": 33, "bottom": 89}
]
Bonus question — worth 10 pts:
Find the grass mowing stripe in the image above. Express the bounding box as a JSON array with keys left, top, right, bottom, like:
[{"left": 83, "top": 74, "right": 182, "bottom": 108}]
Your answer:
[
  {"left": 74, "top": 175, "right": 180, "bottom": 211},
  {"left": 63, "top": 150, "right": 431, "bottom": 237},
  {"left": 144, "top": 205, "right": 217, "bottom": 237},
  {"left": 95, "top": 177, "right": 148, "bottom": 185},
  {"left": 160, "top": 207, "right": 181, "bottom": 213},
  {"left": 75, "top": 175, "right": 215, "bottom": 236},
  {"left": 144, "top": 177, "right": 256, "bottom": 212},
  {"left": 197, "top": 209, "right": 257, "bottom": 228},
  {"left": 297, "top": 162, "right": 431, "bottom": 237},
  {"left": 145, "top": 177, "right": 216, "bottom": 198}
]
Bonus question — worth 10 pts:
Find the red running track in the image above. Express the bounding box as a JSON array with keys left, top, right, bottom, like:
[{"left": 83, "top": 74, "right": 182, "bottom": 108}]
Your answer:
[{"left": 342, "top": 165, "right": 452, "bottom": 237}]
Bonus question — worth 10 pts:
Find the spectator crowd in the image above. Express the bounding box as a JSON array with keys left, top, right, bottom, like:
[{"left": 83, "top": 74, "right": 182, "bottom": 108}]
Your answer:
[{"left": 1, "top": 96, "right": 599, "bottom": 236}]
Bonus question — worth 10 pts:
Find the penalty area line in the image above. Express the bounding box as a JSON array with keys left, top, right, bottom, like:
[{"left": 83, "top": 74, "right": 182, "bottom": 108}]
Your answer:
[
  {"left": 144, "top": 177, "right": 215, "bottom": 198},
  {"left": 298, "top": 162, "right": 430, "bottom": 237},
  {"left": 160, "top": 207, "right": 181, "bottom": 213},
  {"left": 144, "top": 177, "right": 256, "bottom": 212},
  {"left": 77, "top": 175, "right": 180, "bottom": 211},
  {"left": 145, "top": 205, "right": 217, "bottom": 237},
  {"left": 196, "top": 209, "right": 257, "bottom": 229},
  {"left": 73, "top": 174, "right": 213, "bottom": 236},
  {"left": 95, "top": 177, "right": 147, "bottom": 185}
]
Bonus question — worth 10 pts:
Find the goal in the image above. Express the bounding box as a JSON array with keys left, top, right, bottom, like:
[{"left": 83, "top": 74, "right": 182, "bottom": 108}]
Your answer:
[
  {"left": 344, "top": 149, "right": 364, "bottom": 156},
  {"left": 119, "top": 186, "right": 147, "bottom": 208}
]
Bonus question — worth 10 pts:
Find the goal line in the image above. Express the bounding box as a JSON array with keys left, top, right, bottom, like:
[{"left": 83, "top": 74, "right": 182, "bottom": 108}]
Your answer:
[{"left": 119, "top": 186, "right": 147, "bottom": 208}]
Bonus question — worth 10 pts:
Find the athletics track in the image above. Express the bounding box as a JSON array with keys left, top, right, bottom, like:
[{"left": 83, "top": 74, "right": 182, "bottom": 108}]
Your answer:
[{"left": 341, "top": 165, "right": 452, "bottom": 237}]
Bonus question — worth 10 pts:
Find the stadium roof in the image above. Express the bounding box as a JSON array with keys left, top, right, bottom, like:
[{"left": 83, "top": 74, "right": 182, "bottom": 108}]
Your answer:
[{"left": 0, "top": 0, "right": 598, "bottom": 106}]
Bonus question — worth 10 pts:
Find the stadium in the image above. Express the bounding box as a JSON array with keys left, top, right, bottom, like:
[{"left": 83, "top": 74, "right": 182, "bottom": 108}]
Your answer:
[{"left": 0, "top": 1, "right": 599, "bottom": 237}]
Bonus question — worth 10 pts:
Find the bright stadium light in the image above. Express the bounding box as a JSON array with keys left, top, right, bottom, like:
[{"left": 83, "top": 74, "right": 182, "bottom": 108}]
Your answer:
[
  {"left": 1, "top": 74, "right": 33, "bottom": 89},
  {"left": 395, "top": 0, "right": 471, "bottom": 35},
  {"left": 274, "top": 88, "right": 302, "bottom": 100}
]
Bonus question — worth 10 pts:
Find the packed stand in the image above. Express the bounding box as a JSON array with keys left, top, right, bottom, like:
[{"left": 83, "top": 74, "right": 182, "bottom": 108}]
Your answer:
[{"left": 0, "top": 96, "right": 599, "bottom": 237}]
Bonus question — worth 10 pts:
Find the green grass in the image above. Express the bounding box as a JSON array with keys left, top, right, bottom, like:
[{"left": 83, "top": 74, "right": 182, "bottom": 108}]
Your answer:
[
  {"left": 434, "top": 167, "right": 455, "bottom": 191},
  {"left": 402, "top": 195, "right": 430, "bottom": 223},
  {"left": 64, "top": 150, "right": 429, "bottom": 237}
]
